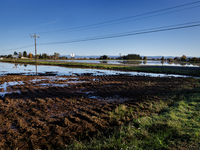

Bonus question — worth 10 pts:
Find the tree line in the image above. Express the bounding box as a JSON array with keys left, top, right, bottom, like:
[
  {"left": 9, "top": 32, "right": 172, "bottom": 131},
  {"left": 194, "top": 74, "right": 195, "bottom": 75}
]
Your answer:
[
  {"left": 0, "top": 52, "right": 200, "bottom": 62},
  {"left": 1, "top": 51, "right": 62, "bottom": 60}
]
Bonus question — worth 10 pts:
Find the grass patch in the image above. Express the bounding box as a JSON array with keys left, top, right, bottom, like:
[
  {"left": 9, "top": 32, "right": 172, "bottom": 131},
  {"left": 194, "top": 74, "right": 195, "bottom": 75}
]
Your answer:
[{"left": 67, "top": 87, "right": 200, "bottom": 150}]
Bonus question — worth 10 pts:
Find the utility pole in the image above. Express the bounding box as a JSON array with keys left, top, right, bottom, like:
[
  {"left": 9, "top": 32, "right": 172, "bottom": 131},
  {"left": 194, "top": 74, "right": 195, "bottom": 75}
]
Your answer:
[{"left": 31, "top": 33, "right": 39, "bottom": 62}]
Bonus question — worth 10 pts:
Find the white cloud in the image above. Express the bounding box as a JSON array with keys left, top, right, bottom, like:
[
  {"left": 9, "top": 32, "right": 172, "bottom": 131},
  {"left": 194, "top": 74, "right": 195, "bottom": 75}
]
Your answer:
[{"left": 34, "top": 19, "right": 62, "bottom": 28}]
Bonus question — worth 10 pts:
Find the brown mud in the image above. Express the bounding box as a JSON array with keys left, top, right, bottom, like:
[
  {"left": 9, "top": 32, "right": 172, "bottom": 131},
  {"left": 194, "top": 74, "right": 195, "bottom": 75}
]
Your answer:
[{"left": 0, "top": 74, "right": 198, "bottom": 149}]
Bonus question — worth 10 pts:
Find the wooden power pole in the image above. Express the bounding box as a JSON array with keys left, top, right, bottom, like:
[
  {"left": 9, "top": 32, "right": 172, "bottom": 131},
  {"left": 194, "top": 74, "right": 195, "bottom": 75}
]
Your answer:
[{"left": 31, "top": 33, "right": 39, "bottom": 62}]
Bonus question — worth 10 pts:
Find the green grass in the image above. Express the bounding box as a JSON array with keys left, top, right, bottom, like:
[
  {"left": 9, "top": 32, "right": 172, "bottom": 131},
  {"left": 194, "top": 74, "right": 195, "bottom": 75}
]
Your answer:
[
  {"left": 66, "top": 87, "right": 200, "bottom": 150},
  {"left": 1, "top": 59, "right": 200, "bottom": 77}
]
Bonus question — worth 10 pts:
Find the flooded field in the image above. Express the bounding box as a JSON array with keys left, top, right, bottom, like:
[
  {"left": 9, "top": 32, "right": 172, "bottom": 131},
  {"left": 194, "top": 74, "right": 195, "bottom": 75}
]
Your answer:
[
  {"left": 43, "top": 59, "right": 200, "bottom": 67},
  {"left": 0, "top": 62, "right": 189, "bottom": 77},
  {"left": 0, "top": 61, "right": 199, "bottom": 149}
]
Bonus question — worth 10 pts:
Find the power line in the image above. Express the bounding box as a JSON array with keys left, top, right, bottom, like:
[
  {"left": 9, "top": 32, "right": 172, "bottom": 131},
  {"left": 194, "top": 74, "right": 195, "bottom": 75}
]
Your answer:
[
  {"left": 2, "top": 1, "right": 199, "bottom": 50},
  {"left": 38, "top": 1, "right": 200, "bottom": 34},
  {"left": 42, "top": 5, "right": 200, "bottom": 34},
  {"left": 63, "top": 20, "right": 200, "bottom": 39},
  {"left": 37, "top": 22, "right": 200, "bottom": 45},
  {"left": 0, "top": 45, "right": 34, "bottom": 52},
  {"left": 1, "top": 21, "right": 200, "bottom": 52},
  {"left": 1, "top": 35, "right": 30, "bottom": 46}
]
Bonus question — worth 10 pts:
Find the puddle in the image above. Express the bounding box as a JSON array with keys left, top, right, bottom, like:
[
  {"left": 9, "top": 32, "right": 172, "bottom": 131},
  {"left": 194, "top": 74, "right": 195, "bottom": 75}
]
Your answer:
[
  {"left": 0, "top": 81, "right": 24, "bottom": 97},
  {"left": 0, "top": 81, "right": 24, "bottom": 90},
  {"left": 38, "top": 83, "right": 69, "bottom": 87},
  {"left": 88, "top": 95, "right": 129, "bottom": 103},
  {"left": 0, "top": 76, "right": 86, "bottom": 97},
  {"left": 0, "top": 90, "right": 21, "bottom": 97},
  {"left": 10, "top": 123, "right": 19, "bottom": 132}
]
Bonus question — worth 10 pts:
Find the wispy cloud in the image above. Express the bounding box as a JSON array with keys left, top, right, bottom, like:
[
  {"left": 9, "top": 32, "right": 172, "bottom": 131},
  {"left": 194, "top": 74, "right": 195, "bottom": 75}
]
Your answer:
[{"left": 34, "top": 19, "right": 62, "bottom": 28}]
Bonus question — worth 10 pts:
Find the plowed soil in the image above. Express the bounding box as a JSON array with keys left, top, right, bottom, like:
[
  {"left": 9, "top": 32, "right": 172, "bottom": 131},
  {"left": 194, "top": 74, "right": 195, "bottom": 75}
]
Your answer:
[{"left": 0, "top": 74, "right": 197, "bottom": 149}]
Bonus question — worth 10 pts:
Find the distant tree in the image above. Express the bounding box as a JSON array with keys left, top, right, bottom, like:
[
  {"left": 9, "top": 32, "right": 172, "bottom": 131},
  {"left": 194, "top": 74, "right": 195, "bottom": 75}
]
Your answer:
[
  {"left": 190, "top": 57, "right": 198, "bottom": 61},
  {"left": 23, "top": 51, "right": 27, "bottom": 57},
  {"left": 18, "top": 52, "right": 22, "bottom": 58},
  {"left": 54, "top": 52, "right": 60, "bottom": 59},
  {"left": 180, "top": 55, "right": 187, "bottom": 61},
  {"left": 35, "top": 54, "right": 39, "bottom": 59},
  {"left": 38, "top": 54, "right": 42, "bottom": 59},
  {"left": 99, "top": 55, "right": 108, "bottom": 59},
  {"left": 161, "top": 56, "right": 165, "bottom": 60},
  {"left": 1, "top": 55, "right": 6, "bottom": 58},
  {"left": 28, "top": 53, "right": 33, "bottom": 59},
  {"left": 143, "top": 56, "right": 147, "bottom": 60},
  {"left": 60, "top": 56, "right": 66, "bottom": 59},
  {"left": 168, "top": 58, "right": 173, "bottom": 62},
  {"left": 126, "top": 54, "right": 140, "bottom": 60},
  {"left": 49, "top": 55, "right": 53, "bottom": 59},
  {"left": 7, "top": 54, "right": 12, "bottom": 58},
  {"left": 174, "top": 57, "right": 180, "bottom": 61},
  {"left": 14, "top": 51, "right": 18, "bottom": 55},
  {"left": 42, "top": 53, "right": 48, "bottom": 59}
]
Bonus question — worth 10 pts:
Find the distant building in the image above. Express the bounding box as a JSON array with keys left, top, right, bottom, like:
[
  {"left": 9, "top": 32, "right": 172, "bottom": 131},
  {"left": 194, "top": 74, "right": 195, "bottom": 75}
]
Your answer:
[
  {"left": 13, "top": 55, "right": 18, "bottom": 59},
  {"left": 21, "top": 57, "right": 28, "bottom": 59}
]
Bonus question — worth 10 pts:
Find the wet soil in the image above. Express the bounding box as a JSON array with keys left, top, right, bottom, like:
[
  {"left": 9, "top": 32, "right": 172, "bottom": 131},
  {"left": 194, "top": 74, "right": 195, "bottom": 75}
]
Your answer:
[{"left": 0, "top": 74, "right": 198, "bottom": 149}]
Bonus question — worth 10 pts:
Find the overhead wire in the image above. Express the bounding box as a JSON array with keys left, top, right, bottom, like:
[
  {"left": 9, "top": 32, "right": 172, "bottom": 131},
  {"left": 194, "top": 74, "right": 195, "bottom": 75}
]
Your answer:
[
  {"left": 38, "top": 1, "right": 200, "bottom": 34},
  {"left": 50, "top": 5, "right": 200, "bottom": 34},
  {"left": 1, "top": 35, "right": 30, "bottom": 46},
  {"left": 37, "top": 22, "right": 200, "bottom": 45},
  {"left": 2, "top": 21, "right": 199, "bottom": 52},
  {"left": 1, "top": 45, "right": 34, "bottom": 52},
  {"left": 1, "top": 1, "right": 200, "bottom": 52}
]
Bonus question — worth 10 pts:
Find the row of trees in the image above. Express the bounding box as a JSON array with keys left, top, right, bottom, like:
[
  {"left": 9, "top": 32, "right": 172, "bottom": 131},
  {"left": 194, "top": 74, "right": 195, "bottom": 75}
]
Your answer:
[
  {"left": 1, "top": 52, "right": 199, "bottom": 62},
  {"left": 12, "top": 51, "right": 60, "bottom": 59},
  {"left": 100, "top": 54, "right": 141, "bottom": 60},
  {"left": 143, "top": 55, "right": 200, "bottom": 62}
]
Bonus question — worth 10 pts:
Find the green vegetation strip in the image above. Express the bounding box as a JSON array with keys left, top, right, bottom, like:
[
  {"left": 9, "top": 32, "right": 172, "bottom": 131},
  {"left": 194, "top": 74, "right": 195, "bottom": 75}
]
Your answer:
[
  {"left": 68, "top": 86, "right": 200, "bottom": 149},
  {"left": 1, "top": 59, "right": 200, "bottom": 77}
]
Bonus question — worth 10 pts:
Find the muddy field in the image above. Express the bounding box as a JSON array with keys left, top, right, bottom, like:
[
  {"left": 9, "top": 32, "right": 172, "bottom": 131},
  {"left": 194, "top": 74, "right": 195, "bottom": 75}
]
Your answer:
[{"left": 0, "top": 74, "right": 197, "bottom": 149}]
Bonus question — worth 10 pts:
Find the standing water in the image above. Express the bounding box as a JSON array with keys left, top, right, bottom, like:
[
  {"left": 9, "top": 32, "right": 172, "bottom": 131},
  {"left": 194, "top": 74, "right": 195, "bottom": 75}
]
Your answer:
[{"left": 0, "top": 62, "right": 191, "bottom": 78}]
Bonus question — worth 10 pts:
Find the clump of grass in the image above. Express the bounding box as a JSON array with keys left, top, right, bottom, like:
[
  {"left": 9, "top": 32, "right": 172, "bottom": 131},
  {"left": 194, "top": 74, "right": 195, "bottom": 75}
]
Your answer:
[
  {"left": 109, "top": 105, "right": 131, "bottom": 122},
  {"left": 67, "top": 87, "right": 200, "bottom": 150}
]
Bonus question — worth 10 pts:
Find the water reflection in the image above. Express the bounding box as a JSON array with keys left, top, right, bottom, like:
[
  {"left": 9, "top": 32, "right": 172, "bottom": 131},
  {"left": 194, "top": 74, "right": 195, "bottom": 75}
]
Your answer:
[
  {"left": 100, "top": 61, "right": 108, "bottom": 64},
  {"left": 43, "top": 60, "right": 200, "bottom": 67},
  {"left": 36, "top": 65, "right": 37, "bottom": 75},
  {"left": 119, "top": 61, "right": 140, "bottom": 65},
  {"left": 13, "top": 64, "right": 18, "bottom": 68},
  {"left": 0, "top": 62, "right": 199, "bottom": 78},
  {"left": 143, "top": 61, "right": 147, "bottom": 65}
]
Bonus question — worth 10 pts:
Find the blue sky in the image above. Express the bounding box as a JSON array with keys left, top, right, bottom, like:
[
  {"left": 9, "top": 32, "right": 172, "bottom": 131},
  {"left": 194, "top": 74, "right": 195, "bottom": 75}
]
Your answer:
[{"left": 1, "top": 0, "right": 200, "bottom": 57}]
